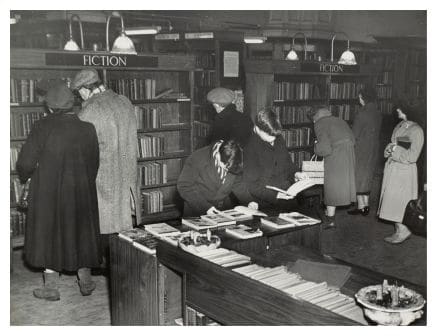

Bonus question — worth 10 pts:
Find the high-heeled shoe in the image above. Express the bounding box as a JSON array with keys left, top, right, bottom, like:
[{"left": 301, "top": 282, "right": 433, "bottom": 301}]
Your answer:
[{"left": 347, "top": 206, "right": 369, "bottom": 216}]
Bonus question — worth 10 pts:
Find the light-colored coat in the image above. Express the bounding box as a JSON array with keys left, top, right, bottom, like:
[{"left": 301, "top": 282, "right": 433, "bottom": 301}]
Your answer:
[
  {"left": 378, "top": 121, "right": 424, "bottom": 222},
  {"left": 79, "top": 89, "right": 139, "bottom": 234},
  {"left": 314, "top": 115, "right": 356, "bottom": 206}
]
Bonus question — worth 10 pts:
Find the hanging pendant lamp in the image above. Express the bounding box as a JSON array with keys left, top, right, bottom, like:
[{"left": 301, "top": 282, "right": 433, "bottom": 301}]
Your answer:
[
  {"left": 64, "top": 14, "right": 84, "bottom": 51},
  {"left": 106, "top": 11, "right": 137, "bottom": 55},
  {"left": 330, "top": 32, "right": 357, "bottom": 65},
  {"left": 286, "top": 32, "right": 308, "bottom": 61}
]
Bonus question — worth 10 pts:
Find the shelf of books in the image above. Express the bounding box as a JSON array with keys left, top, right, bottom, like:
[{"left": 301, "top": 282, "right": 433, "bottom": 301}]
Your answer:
[
  {"left": 405, "top": 49, "right": 426, "bottom": 101},
  {"left": 245, "top": 59, "right": 378, "bottom": 170},
  {"left": 10, "top": 48, "right": 197, "bottom": 236}
]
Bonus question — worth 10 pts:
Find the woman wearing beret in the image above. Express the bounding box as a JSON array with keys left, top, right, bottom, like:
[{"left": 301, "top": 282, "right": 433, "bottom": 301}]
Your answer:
[
  {"left": 348, "top": 87, "right": 382, "bottom": 216},
  {"left": 311, "top": 105, "right": 356, "bottom": 228},
  {"left": 242, "top": 108, "right": 299, "bottom": 210},
  {"left": 16, "top": 83, "right": 101, "bottom": 301},
  {"left": 207, "top": 87, "right": 253, "bottom": 146},
  {"left": 177, "top": 139, "right": 251, "bottom": 217},
  {"left": 379, "top": 102, "right": 424, "bottom": 244}
]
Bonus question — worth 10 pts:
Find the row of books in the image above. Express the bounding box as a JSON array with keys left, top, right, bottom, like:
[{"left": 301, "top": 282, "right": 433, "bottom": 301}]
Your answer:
[
  {"left": 195, "top": 54, "right": 216, "bottom": 69},
  {"left": 408, "top": 50, "right": 426, "bottom": 65},
  {"left": 274, "top": 106, "right": 312, "bottom": 125},
  {"left": 281, "top": 127, "right": 312, "bottom": 148},
  {"left": 232, "top": 263, "right": 364, "bottom": 323},
  {"left": 406, "top": 66, "right": 426, "bottom": 81},
  {"left": 138, "top": 162, "right": 168, "bottom": 186},
  {"left": 10, "top": 145, "right": 22, "bottom": 171},
  {"left": 329, "top": 82, "right": 365, "bottom": 99},
  {"left": 141, "top": 190, "right": 164, "bottom": 215},
  {"left": 134, "top": 106, "right": 163, "bottom": 129},
  {"left": 274, "top": 82, "right": 323, "bottom": 101},
  {"left": 407, "top": 83, "right": 425, "bottom": 99},
  {"left": 10, "top": 78, "right": 42, "bottom": 103},
  {"left": 11, "top": 210, "right": 26, "bottom": 238},
  {"left": 108, "top": 78, "right": 157, "bottom": 101},
  {"left": 376, "top": 86, "right": 393, "bottom": 99},
  {"left": 365, "top": 54, "right": 395, "bottom": 69},
  {"left": 288, "top": 151, "right": 312, "bottom": 169},
  {"left": 11, "top": 177, "right": 25, "bottom": 205},
  {"left": 185, "top": 306, "right": 220, "bottom": 326},
  {"left": 330, "top": 104, "right": 359, "bottom": 121},
  {"left": 138, "top": 135, "right": 165, "bottom": 158},
  {"left": 377, "top": 100, "right": 394, "bottom": 115},
  {"left": 377, "top": 71, "right": 393, "bottom": 85},
  {"left": 193, "top": 121, "right": 211, "bottom": 138},
  {"left": 194, "top": 70, "right": 216, "bottom": 87},
  {"left": 11, "top": 111, "right": 44, "bottom": 138}
]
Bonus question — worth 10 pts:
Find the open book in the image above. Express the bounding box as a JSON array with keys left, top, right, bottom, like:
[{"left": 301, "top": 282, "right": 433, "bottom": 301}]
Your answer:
[
  {"left": 225, "top": 224, "right": 263, "bottom": 240},
  {"left": 219, "top": 206, "right": 267, "bottom": 221},
  {"left": 266, "top": 178, "right": 316, "bottom": 197},
  {"left": 261, "top": 212, "right": 320, "bottom": 230},
  {"left": 143, "top": 222, "right": 181, "bottom": 237}
]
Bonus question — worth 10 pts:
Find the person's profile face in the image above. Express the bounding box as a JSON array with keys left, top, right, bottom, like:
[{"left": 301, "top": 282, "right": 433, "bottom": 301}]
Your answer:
[
  {"left": 255, "top": 126, "right": 276, "bottom": 144},
  {"left": 78, "top": 87, "right": 91, "bottom": 101},
  {"left": 358, "top": 94, "right": 365, "bottom": 106},
  {"left": 397, "top": 108, "right": 407, "bottom": 121}
]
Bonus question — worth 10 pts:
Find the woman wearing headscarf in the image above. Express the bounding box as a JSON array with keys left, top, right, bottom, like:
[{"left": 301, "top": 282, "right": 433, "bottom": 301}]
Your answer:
[
  {"left": 16, "top": 83, "right": 101, "bottom": 301},
  {"left": 177, "top": 139, "right": 252, "bottom": 217},
  {"left": 379, "top": 102, "right": 424, "bottom": 244},
  {"left": 348, "top": 87, "right": 382, "bottom": 216},
  {"left": 311, "top": 105, "right": 356, "bottom": 228}
]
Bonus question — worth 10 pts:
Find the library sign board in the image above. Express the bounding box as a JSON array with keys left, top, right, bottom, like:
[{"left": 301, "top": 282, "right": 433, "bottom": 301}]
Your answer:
[
  {"left": 301, "top": 62, "right": 359, "bottom": 74},
  {"left": 45, "top": 52, "right": 159, "bottom": 68}
]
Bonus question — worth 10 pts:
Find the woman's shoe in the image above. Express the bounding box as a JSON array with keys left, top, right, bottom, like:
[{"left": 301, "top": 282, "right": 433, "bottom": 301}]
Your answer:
[{"left": 347, "top": 206, "right": 370, "bottom": 216}]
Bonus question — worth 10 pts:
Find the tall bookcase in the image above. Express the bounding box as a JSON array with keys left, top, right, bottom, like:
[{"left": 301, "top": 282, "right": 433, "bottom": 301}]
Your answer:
[
  {"left": 244, "top": 60, "right": 377, "bottom": 169},
  {"left": 10, "top": 48, "right": 196, "bottom": 245}
]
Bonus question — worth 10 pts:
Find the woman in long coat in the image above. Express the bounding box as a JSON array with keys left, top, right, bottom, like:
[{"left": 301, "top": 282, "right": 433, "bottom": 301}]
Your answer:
[
  {"left": 348, "top": 87, "right": 382, "bottom": 216},
  {"left": 379, "top": 103, "right": 424, "bottom": 244},
  {"left": 16, "top": 84, "right": 101, "bottom": 300},
  {"left": 312, "top": 106, "right": 356, "bottom": 227}
]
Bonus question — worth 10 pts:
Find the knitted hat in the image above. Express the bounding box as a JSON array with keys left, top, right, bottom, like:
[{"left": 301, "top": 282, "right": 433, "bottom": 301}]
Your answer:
[
  {"left": 71, "top": 69, "right": 100, "bottom": 90},
  {"left": 206, "top": 87, "right": 235, "bottom": 105},
  {"left": 45, "top": 84, "right": 74, "bottom": 110}
]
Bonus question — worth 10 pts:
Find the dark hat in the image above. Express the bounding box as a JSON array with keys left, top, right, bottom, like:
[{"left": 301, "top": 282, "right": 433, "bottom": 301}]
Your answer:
[
  {"left": 207, "top": 87, "right": 235, "bottom": 105},
  {"left": 45, "top": 84, "right": 74, "bottom": 110},
  {"left": 71, "top": 69, "right": 100, "bottom": 90}
]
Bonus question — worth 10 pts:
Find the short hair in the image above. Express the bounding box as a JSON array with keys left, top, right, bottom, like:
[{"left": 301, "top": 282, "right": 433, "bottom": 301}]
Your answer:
[
  {"left": 359, "top": 87, "right": 377, "bottom": 103},
  {"left": 307, "top": 104, "right": 330, "bottom": 120},
  {"left": 219, "top": 139, "right": 243, "bottom": 175},
  {"left": 393, "top": 100, "right": 424, "bottom": 124},
  {"left": 255, "top": 108, "right": 282, "bottom": 136}
]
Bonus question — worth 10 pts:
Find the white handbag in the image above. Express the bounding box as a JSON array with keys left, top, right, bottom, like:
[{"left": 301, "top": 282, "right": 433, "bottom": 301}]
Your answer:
[{"left": 301, "top": 155, "right": 324, "bottom": 184}]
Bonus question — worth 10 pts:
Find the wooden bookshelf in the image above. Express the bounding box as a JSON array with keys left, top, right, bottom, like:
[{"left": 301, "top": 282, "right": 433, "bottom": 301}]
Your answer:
[
  {"left": 245, "top": 59, "right": 377, "bottom": 169},
  {"left": 10, "top": 48, "right": 197, "bottom": 239}
]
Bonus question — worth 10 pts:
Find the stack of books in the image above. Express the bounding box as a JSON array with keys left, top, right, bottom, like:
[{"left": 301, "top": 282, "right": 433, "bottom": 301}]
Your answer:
[
  {"left": 118, "top": 228, "right": 160, "bottom": 255},
  {"left": 196, "top": 247, "right": 252, "bottom": 268},
  {"left": 261, "top": 212, "right": 320, "bottom": 230},
  {"left": 225, "top": 224, "right": 263, "bottom": 240},
  {"left": 233, "top": 264, "right": 364, "bottom": 323},
  {"left": 144, "top": 222, "right": 189, "bottom": 247}
]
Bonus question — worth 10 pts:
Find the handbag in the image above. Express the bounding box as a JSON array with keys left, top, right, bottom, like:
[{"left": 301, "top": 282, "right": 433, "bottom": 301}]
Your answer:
[
  {"left": 402, "top": 191, "right": 426, "bottom": 238},
  {"left": 301, "top": 155, "right": 324, "bottom": 184}
]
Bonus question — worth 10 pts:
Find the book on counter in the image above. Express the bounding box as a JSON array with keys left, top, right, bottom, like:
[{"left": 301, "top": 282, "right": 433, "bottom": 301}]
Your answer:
[
  {"left": 219, "top": 206, "right": 267, "bottom": 221},
  {"left": 143, "top": 222, "right": 180, "bottom": 237},
  {"left": 118, "top": 228, "right": 159, "bottom": 255},
  {"left": 201, "top": 213, "right": 236, "bottom": 226},
  {"left": 225, "top": 224, "right": 263, "bottom": 239},
  {"left": 278, "top": 212, "right": 321, "bottom": 226},
  {"left": 182, "top": 217, "right": 218, "bottom": 231}
]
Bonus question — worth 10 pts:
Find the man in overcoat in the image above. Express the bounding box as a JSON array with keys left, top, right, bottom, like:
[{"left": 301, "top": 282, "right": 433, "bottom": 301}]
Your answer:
[{"left": 71, "top": 69, "right": 140, "bottom": 259}]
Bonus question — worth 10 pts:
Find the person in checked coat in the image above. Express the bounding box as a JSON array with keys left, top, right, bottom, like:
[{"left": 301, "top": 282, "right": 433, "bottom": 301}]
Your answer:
[
  {"left": 311, "top": 105, "right": 356, "bottom": 228},
  {"left": 348, "top": 87, "right": 382, "bottom": 216},
  {"left": 17, "top": 83, "right": 101, "bottom": 301},
  {"left": 71, "top": 69, "right": 140, "bottom": 261},
  {"left": 379, "top": 102, "right": 424, "bottom": 244}
]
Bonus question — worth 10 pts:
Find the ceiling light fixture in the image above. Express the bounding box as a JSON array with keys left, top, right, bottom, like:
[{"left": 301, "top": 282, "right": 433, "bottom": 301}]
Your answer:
[
  {"left": 106, "top": 11, "right": 137, "bottom": 55},
  {"left": 64, "top": 14, "right": 84, "bottom": 51},
  {"left": 125, "top": 26, "right": 162, "bottom": 35},
  {"left": 185, "top": 32, "right": 214, "bottom": 39},
  {"left": 286, "top": 32, "right": 308, "bottom": 61},
  {"left": 244, "top": 36, "right": 267, "bottom": 44},
  {"left": 331, "top": 32, "right": 357, "bottom": 65}
]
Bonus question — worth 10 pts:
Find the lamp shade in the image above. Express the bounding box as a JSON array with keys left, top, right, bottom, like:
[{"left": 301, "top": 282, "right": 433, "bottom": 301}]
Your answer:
[
  {"left": 64, "top": 38, "right": 81, "bottom": 51},
  {"left": 338, "top": 48, "right": 357, "bottom": 65},
  {"left": 111, "top": 32, "right": 137, "bottom": 54},
  {"left": 64, "top": 14, "right": 84, "bottom": 51},
  {"left": 286, "top": 49, "right": 299, "bottom": 61}
]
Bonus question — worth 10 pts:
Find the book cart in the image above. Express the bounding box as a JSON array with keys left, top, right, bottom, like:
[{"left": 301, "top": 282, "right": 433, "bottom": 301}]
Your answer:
[
  {"left": 244, "top": 59, "right": 379, "bottom": 170},
  {"left": 10, "top": 48, "right": 197, "bottom": 247}
]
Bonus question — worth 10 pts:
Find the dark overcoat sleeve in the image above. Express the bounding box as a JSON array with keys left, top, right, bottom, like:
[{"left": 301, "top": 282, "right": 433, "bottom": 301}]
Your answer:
[
  {"left": 177, "top": 154, "right": 214, "bottom": 215},
  {"left": 86, "top": 123, "right": 100, "bottom": 181},
  {"left": 314, "top": 120, "right": 333, "bottom": 157},
  {"left": 230, "top": 174, "right": 252, "bottom": 204},
  {"left": 16, "top": 121, "right": 45, "bottom": 184}
]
